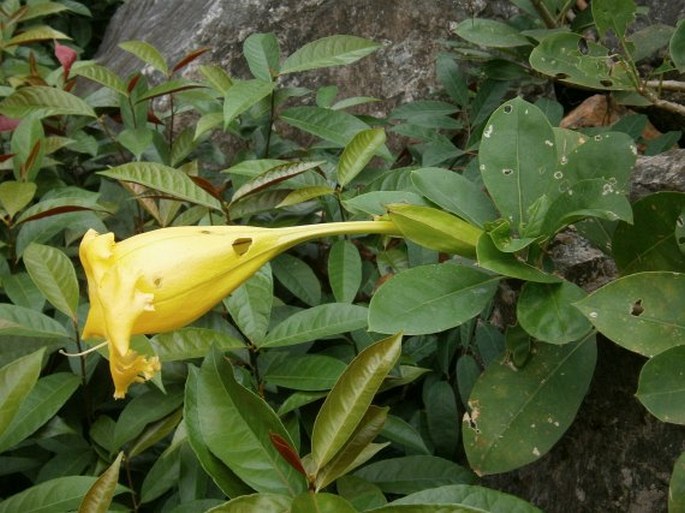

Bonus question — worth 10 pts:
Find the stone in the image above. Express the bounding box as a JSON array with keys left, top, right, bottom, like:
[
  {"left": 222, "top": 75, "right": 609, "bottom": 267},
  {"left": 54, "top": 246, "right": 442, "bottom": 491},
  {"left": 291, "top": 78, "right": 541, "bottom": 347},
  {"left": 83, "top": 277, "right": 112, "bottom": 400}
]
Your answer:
[{"left": 630, "top": 148, "right": 685, "bottom": 201}]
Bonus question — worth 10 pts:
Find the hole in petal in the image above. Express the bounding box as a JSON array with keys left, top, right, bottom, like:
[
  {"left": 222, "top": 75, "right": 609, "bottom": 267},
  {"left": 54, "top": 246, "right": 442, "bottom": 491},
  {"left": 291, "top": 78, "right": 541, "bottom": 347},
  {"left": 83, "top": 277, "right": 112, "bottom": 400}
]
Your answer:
[
  {"left": 232, "top": 237, "right": 252, "bottom": 256},
  {"left": 630, "top": 299, "right": 644, "bottom": 317}
]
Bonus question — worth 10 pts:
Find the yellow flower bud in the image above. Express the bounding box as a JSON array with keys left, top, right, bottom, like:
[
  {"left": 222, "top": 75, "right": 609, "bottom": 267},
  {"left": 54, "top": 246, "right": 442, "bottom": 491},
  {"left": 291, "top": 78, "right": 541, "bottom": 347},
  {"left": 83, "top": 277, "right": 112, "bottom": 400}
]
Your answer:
[{"left": 79, "top": 221, "right": 399, "bottom": 398}]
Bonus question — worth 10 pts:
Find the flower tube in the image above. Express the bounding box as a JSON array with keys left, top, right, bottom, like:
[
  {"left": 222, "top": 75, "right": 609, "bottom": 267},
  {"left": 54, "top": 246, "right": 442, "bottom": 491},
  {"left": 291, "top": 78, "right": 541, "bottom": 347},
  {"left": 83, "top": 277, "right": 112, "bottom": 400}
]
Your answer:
[{"left": 79, "top": 221, "right": 399, "bottom": 398}]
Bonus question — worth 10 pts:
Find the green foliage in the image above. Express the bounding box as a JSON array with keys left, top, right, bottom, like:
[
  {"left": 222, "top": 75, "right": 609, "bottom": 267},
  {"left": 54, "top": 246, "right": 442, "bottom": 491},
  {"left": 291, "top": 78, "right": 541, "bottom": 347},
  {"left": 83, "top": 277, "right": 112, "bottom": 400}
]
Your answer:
[{"left": 0, "top": 2, "right": 683, "bottom": 511}]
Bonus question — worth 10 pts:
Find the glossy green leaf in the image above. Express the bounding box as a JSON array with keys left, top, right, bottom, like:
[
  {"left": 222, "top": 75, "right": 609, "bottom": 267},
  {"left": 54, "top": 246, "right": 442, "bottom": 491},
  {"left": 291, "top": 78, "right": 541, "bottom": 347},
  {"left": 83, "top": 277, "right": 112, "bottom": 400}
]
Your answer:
[
  {"left": 612, "top": 192, "right": 685, "bottom": 274},
  {"left": 354, "top": 455, "right": 474, "bottom": 494},
  {"left": 260, "top": 303, "right": 368, "bottom": 349},
  {"left": 140, "top": 442, "right": 181, "bottom": 503},
  {"left": 0, "top": 372, "right": 79, "bottom": 453},
  {"left": 231, "top": 160, "right": 323, "bottom": 203},
  {"left": 563, "top": 132, "right": 636, "bottom": 191},
  {"left": 463, "top": 334, "right": 597, "bottom": 475},
  {"left": 670, "top": 452, "right": 685, "bottom": 513},
  {"left": 316, "top": 406, "right": 390, "bottom": 490},
  {"left": 280, "top": 106, "right": 372, "bottom": 147},
  {"left": 170, "top": 126, "right": 198, "bottom": 166},
  {"left": 22, "top": 243, "right": 78, "bottom": 319},
  {"left": 290, "top": 492, "right": 358, "bottom": 512},
  {"left": 328, "top": 240, "right": 362, "bottom": 304},
  {"left": 277, "top": 185, "right": 335, "bottom": 208},
  {"left": 386, "top": 484, "right": 543, "bottom": 512},
  {"left": 244, "top": 32, "right": 280, "bottom": 81},
  {"left": 517, "top": 281, "right": 592, "bottom": 344},
  {"left": 272, "top": 254, "right": 321, "bottom": 307},
  {"left": 436, "top": 53, "right": 469, "bottom": 107},
  {"left": 387, "top": 204, "right": 482, "bottom": 258},
  {"left": 411, "top": 168, "right": 497, "bottom": 228},
  {"left": 3, "top": 273, "right": 44, "bottom": 311},
  {"left": 281, "top": 35, "right": 380, "bottom": 74},
  {"left": 137, "top": 79, "right": 205, "bottom": 102},
  {"left": 277, "top": 391, "right": 327, "bottom": 416},
  {"left": 207, "top": 493, "right": 292, "bottom": 513},
  {"left": 226, "top": 264, "right": 273, "bottom": 344},
  {"left": 381, "top": 414, "right": 431, "bottom": 455},
  {"left": 197, "top": 350, "right": 307, "bottom": 495},
  {"left": 0, "top": 302, "right": 68, "bottom": 337},
  {"left": 592, "top": 0, "right": 636, "bottom": 38},
  {"left": 15, "top": 196, "right": 108, "bottom": 226},
  {"left": 223, "top": 79, "right": 275, "bottom": 127},
  {"left": 0, "top": 86, "right": 96, "bottom": 119},
  {"left": 337, "top": 128, "right": 387, "bottom": 186},
  {"left": 5, "top": 26, "right": 70, "bottom": 46},
  {"left": 200, "top": 64, "right": 233, "bottom": 93},
  {"left": 21, "top": 3, "right": 70, "bottom": 21},
  {"left": 264, "top": 355, "right": 346, "bottom": 391},
  {"left": 529, "top": 33, "right": 633, "bottom": 90},
  {"left": 0, "top": 181, "right": 36, "bottom": 219},
  {"left": 184, "top": 367, "right": 254, "bottom": 498},
  {"left": 671, "top": 20, "right": 685, "bottom": 73},
  {"left": 342, "top": 191, "right": 428, "bottom": 217},
  {"left": 369, "top": 263, "right": 499, "bottom": 335},
  {"left": 73, "top": 63, "right": 128, "bottom": 95},
  {"left": 479, "top": 98, "right": 557, "bottom": 232},
  {"left": 127, "top": 408, "right": 183, "bottom": 459},
  {"left": 476, "top": 234, "right": 561, "bottom": 283},
  {"left": 636, "top": 345, "right": 685, "bottom": 424},
  {"left": 99, "top": 162, "right": 222, "bottom": 211},
  {"left": 0, "top": 476, "right": 99, "bottom": 513},
  {"left": 452, "top": 18, "right": 531, "bottom": 48},
  {"left": 312, "top": 333, "right": 402, "bottom": 470},
  {"left": 119, "top": 40, "right": 168, "bottom": 75},
  {"left": 113, "top": 388, "right": 184, "bottom": 449},
  {"left": 575, "top": 271, "right": 685, "bottom": 356},
  {"left": 337, "top": 475, "right": 387, "bottom": 511},
  {"left": 117, "top": 128, "right": 153, "bottom": 159},
  {"left": 424, "top": 380, "right": 460, "bottom": 458},
  {"left": 456, "top": 355, "right": 481, "bottom": 408},
  {"left": 78, "top": 452, "right": 123, "bottom": 513},
  {"left": 151, "top": 328, "right": 244, "bottom": 361},
  {"left": 0, "top": 348, "right": 45, "bottom": 440}
]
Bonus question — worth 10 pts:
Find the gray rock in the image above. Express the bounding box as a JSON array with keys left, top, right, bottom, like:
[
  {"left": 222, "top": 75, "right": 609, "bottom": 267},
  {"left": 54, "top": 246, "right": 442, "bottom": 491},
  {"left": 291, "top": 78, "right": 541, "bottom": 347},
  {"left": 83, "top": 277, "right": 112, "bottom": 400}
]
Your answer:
[{"left": 631, "top": 148, "right": 685, "bottom": 201}]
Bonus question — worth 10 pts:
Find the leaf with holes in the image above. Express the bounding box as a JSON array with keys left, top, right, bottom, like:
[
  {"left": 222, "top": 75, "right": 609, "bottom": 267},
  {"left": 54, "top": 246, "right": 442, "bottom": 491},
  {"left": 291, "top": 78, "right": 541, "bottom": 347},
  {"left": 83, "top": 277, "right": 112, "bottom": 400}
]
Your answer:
[
  {"left": 464, "top": 334, "right": 596, "bottom": 475},
  {"left": 575, "top": 271, "right": 685, "bottom": 356},
  {"left": 636, "top": 345, "right": 685, "bottom": 424},
  {"left": 281, "top": 35, "right": 379, "bottom": 74}
]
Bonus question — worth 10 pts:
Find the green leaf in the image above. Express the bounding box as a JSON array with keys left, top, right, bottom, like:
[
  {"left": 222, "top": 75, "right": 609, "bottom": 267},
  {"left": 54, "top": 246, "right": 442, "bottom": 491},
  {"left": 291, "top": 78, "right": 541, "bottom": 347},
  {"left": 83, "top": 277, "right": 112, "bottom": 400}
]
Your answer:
[
  {"left": 291, "top": 492, "right": 358, "bottom": 512},
  {"left": 280, "top": 106, "right": 372, "bottom": 147},
  {"left": 369, "top": 263, "right": 500, "bottom": 335},
  {"left": 354, "top": 455, "right": 474, "bottom": 494},
  {"left": 244, "top": 32, "right": 280, "bottom": 81},
  {"left": 140, "top": 442, "right": 180, "bottom": 503},
  {"left": 98, "top": 162, "right": 222, "bottom": 211},
  {"left": 479, "top": 98, "right": 557, "bottom": 232},
  {"left": 463, "top": 334, "right": 597, "bottom": 475},
  {"left": 456, "top": 355, "right": 481, "bottom": 408},
  {"left": 223, "top": 79, "right": 275, "bottom": 127},
  {"left": 387, "top": 204, "right": 482, "bottom": 258},
  {"left": 281, "top": 35, "right": 380, "bottom": 74},
  {"left": 0, "top": 476, "right": 99, "bottom": 513},
  {"left": 312, "top": 333, "right": 402, "bottom": 470},
  {"left": 529, "top": 33, "right": 633, "bottom": 90},
  {"left": 119, "top": 40, "right": 169, "bottom": 75},
  {"left": 424, "top": 380, "right": 460, "bottom": 458},
  {"left": 2, "top": 273, "right": 44, "bottom": 311},
  {"left": 0, "top": 86, "right": 96, "bottom": 119},
  {"left": 380, "top": 415, "right": 431, "bottom": 455},
  {"left": 476, "top": 234, "right": 561, "bottom": 283},
  {"left": 517, "top": 281, "right": 592, "bottom": 344},
  {"left": 0, "top": 372, "right": 79, "bottom": 453},
  {"left": 575, "top": 271, "right": 685, "bottom": 356},
  {"left": 636, "top": 345, "right": 685, "bottom": 424},
  {"left": 5, "top": 26, "right": 70, "bottom": 46},
  {"left": 184, "top": 367, "right": 254, "bottom": 498},
  {"left": 231, "top": 160, "right": 323, "bottom": 204},
  {"left": 436, "top": 53, "right": 470, "bottom": 107},
  {"left": 200, "top": 64, "right": 234, "bottom": 94},
  {"left": 207, "top": 493, "right": 292, "bottom": 513},
  {"left": 259, "top": 303, "right": 368, "bottom": 349},
  {"left": 78, "top": 452, "right": 124, "bottom": 513},
  {"left": 612, "top": 192, "right": 685, "bottom": 274},
  {"left": 0, "top": 304, "right": 68, "bottom": 338},
  {"left": 277, "top": 185, "right": 335, "bottom": 208},
  {"left": 225, "top": 264, "right": 273, "bottom": 344},
  {"left": 337, "top": 475, "right": 387, "bottom": 511},
  {"left": 113, "top": 388, "right": 184, "bottom": 449},
  {"left": 592, "top": 0, "right": 636, "bottom": 39},
  {"left": 386, "top": 484, "right": 543, "bottom": 512},
  {"left": 0, "top": 181, "right": 36, "bottom": 219},
  {"left": 452, "top": 18, "right": 531, "bottom": 48},
  {"left": 73, "top": 63, "right": 129, "bottom": 96},
  {"left": 411, "top": 168, "right": 497, "bottom": 228},
  {"left": 196, "top": 350, "right": 307, "bottom": 495},
  {"left": 337, "top": 128, "right": 387, "bottom": 187},
  {"left": 272, "top": 254, "right": 321, "bottom": 307},
  {"left": 15, "top": 196, "right": 108, "bottom": 226},
  {"left": 328, "top": 240, "right": 362, "bottom": 304},
  {"left": 23, "top": 243, "right": 79, "bottom": 319},
  {"left": 264, "top": 355, "right": 346, "bottom": 391},
  {"left": 137, "top": 79, "right": 206, "bottom": 102},
  {"left": 0, "top": 348, "right": 45, "bottom": 440},
  {"left": 342, "top": 191, "right": 428, "bottom": 217},
  {"left": 671, "top": 20, "right": 685, "bottom": 73},
  {"left": 670, "top": 452, "right": 685, "bottom": 513},
  {"left": 127, "top": 408, "right": 182, "bottom": 459},
  {"left": 20, "top": 4, "right": 70, "bottom": 22}
]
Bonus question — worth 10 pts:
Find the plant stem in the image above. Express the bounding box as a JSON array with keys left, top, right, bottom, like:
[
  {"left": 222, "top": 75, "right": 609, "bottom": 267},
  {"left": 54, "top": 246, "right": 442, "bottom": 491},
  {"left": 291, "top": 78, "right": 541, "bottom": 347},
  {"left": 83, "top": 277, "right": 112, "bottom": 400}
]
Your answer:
[
  {"left": 531, "top": 0, "right": 558, "bottom": 28},
  {"left": 645, "top": 80, "right": 685, "bottom": 92}
]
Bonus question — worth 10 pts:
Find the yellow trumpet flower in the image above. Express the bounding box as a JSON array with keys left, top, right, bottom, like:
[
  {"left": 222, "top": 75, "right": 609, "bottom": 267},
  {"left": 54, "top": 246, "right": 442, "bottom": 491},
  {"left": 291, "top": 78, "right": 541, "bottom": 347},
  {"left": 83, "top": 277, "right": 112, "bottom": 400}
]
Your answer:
[{"left": 79, "top": 221, "right": 399, "bottom": 398}]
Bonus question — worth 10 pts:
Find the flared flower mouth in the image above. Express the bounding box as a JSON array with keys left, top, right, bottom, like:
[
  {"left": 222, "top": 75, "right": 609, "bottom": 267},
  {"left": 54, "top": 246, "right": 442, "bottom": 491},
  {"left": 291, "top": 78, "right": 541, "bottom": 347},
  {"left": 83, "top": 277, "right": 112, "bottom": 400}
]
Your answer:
[{"left": 78, "top": 221, "right": 400, "bottom": 398}]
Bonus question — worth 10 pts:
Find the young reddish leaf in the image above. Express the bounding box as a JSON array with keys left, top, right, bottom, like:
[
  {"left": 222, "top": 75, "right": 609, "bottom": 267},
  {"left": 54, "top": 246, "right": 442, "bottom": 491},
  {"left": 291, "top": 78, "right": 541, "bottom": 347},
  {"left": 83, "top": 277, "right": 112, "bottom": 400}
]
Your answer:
[
  {"left": 127, "top": 73, "right": 142, "bottom": 93},
  {"left": 20, "top": 140, "right": 41, "bottom": 181},
  {"left": 172, "top": 47, "right": 210, "bottom": 74},
  {"left": 16, "top": 205, "right": 95, "bottom": 224},
  {"left": 269, "top": 431, "right": 307, "bottom": 476},
  {"left": 0, "top": 116, "right": 20, "bottom": 132},
  {"left": 55, "top": 42, "right": 77, "bottom": 80},
  {"left": 0, "top": 153, "right": 15, "bottom": 162},
  {"left": 189, "top": 175, "right": 224, "bottom": 199},
  {"left": 146, "top": 110, "right": 163, "bottom": 125}
]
